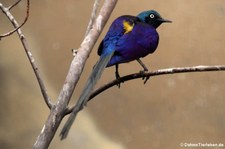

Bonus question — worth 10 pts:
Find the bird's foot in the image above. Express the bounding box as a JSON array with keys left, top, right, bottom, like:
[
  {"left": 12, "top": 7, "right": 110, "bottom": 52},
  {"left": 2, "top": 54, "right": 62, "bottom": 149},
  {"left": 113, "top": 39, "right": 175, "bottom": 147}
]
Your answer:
[
  {"left": 143, "top": 76, "right": 150, "bottom": 84},
  {"left": 114, "top": 64, "right": 122, "bottom": 88},
  {"left": 115, "top": 71, "right": 122, "bottom": 88},
  {"left": 139, "top": 69, "right": 150, "bottom": 84}
]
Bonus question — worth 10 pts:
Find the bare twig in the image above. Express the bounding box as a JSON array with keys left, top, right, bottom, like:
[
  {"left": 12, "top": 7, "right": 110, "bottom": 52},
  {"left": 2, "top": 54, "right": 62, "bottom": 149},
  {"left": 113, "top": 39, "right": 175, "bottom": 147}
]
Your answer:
[
  {"left": 0, "top": 0, "right": 29, "bottom": 39},
  {"left": 65, "top": 65, "right": 225, "bottom": 114},
  {"left": 8, "top": 0, "right": 22, "bottom": 10},
  {"left": 33, "top": 0, "right": 118, "bottom": 148},
  {"left": 0, "top": 1, "right": 53, "bottom": 109}
]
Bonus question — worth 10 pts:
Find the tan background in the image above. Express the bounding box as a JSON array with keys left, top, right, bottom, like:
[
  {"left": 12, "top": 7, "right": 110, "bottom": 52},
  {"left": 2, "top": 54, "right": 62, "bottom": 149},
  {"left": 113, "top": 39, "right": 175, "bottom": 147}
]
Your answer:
[{"left": 0, "top": 0, "right": 225, "bottom": 149}]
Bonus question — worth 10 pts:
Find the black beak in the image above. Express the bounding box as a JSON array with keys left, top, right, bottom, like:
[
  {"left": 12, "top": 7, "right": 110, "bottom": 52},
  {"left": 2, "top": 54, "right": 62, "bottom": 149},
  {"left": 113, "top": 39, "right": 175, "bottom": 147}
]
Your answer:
[{"left": 158, "top": 18, "right": 172, "bottom": 23}]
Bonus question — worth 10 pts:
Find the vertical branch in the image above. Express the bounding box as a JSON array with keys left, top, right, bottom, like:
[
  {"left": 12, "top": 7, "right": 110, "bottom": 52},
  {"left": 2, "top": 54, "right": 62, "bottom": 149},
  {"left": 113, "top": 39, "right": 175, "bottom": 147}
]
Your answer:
[
  {"left": 33, "top": 0, "right": 118, "bottom": 148},
  {"left": 85, "top": 0, "right": 100, "bottom": 36},
  {"left": 0, "top": 1, "right": 53, "bottom": 108},
  {"left": 72, "top": 0, "right": 100, "bottom": 56}
]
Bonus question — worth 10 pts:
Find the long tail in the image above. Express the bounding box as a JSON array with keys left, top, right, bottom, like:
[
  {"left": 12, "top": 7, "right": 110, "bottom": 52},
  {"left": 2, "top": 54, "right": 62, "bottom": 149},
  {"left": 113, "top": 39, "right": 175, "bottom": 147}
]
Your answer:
[{"left": 60, "top": 52, "right": 114, "bottom": 140}]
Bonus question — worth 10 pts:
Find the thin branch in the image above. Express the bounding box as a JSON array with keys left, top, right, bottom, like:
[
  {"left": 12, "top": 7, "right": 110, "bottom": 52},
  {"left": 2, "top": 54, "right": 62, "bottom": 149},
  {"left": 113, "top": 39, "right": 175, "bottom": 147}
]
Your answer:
[
  {"left": 65, "top": 65, "right": 225, "bottom": 114},
  {"left": 33, "top": 0, "right": 118, "bottom": 148},
  {"left": 0, "top": 0, "right": 29, "bottom": 39},
  {"left": 0, "top": 1, "right": 53, "bottom": 109},
  {"left": 8, "top": 0, "right": 22, "bottom": 10}
]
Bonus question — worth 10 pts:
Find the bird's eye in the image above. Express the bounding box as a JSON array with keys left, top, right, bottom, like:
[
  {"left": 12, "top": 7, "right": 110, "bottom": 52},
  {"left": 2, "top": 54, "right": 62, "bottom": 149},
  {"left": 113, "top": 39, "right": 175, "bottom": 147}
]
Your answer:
[{"left": 150, "top": 14, "right": 155, "bottom": 19}]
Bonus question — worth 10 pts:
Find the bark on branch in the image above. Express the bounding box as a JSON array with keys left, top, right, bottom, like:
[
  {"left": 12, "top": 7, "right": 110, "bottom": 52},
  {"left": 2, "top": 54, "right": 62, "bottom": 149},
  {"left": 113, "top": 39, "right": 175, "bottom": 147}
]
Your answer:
[
  {"left": 0, "top": 0, "right": 53, "bottom": 108},
  {"left": 33, "top": 0, "right": 118, "bottom": 148},
  {"left": 0, "top": 0, "right": 29, "bottom": 39},
  {"left": 65, "top": 65, "right": 225, "bottom": 114}
]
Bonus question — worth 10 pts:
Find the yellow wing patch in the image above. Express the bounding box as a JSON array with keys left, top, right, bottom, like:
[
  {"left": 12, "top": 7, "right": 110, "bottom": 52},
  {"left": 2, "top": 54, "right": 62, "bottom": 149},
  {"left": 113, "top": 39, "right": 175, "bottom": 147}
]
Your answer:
[{"left": 123, "top": 20, "right": 134, "bottom": 34}]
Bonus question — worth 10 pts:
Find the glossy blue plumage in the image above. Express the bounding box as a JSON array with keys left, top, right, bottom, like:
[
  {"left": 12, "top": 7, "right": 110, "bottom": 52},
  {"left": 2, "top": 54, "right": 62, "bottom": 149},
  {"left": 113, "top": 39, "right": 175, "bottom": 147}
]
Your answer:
[
  {"left": 98, "top": 15, "right": 159, "bottom": 66},
  {"left": 60, "top": 10, "right": 171, "bottom": 139}
]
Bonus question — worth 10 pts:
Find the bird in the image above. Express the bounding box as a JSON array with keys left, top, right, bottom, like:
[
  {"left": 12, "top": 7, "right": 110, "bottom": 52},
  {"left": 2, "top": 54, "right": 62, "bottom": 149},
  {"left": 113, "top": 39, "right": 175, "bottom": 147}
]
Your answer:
[{"left": 60, "top": 10, "right": 172, "bottom": 139}]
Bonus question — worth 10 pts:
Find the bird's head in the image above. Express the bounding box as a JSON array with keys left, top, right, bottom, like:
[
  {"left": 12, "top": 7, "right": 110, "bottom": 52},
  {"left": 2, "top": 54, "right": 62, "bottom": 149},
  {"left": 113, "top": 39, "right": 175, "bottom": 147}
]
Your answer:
[{"left": 137, "top": 10, "right": 172, "bottom": 28}]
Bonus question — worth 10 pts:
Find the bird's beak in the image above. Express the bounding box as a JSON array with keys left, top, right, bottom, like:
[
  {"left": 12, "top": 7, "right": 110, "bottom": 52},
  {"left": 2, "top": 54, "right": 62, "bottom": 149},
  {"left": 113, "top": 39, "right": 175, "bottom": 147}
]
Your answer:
[{"left": 159, "top": 18, "right": 172, "bottom": 23}]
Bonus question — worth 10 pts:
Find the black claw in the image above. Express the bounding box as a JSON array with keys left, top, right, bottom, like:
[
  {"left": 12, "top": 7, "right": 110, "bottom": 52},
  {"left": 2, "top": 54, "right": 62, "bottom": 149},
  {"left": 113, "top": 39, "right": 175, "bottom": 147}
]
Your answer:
[
  {"left": 144, "top": 76, "right": 150, "bottom": 84},
  {"left": 139, "top": 70, "right": 145, "bottom": 79},
  {"left": 117, "top": 82, "right": 121, "bottom": 88},
  {"left": 139, "top": 69, "right": 150, "bottom": 84},
  {"left": 115, "top": 74, "right": 121, "bottom": 88},
  {"left": 115, "top": 75, "right": 121, "bottom": 88}
]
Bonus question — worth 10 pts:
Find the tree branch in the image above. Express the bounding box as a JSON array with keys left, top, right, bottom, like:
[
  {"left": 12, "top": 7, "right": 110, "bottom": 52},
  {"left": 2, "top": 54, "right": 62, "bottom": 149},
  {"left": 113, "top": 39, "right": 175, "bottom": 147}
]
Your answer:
[
  {"left": 33, "top": 0, "right": 118, "bottom": 148},
  {"left": 65, "top": 65, "right": 225, "bottom": 114},
  {"left": 0, "top": 0, "right": 29, "bottom": 39},
  {"left": 72, "top": 0, "right": 100, "bottom": 56},
  {"left": 0, "top": 1, "right": 53, "bottom": 109},
  {"left": 85, "top": 0, "right": 100, "bottom": 36},
  {"left": 8, "top": 0, "right": 22, "bottom": 10}
]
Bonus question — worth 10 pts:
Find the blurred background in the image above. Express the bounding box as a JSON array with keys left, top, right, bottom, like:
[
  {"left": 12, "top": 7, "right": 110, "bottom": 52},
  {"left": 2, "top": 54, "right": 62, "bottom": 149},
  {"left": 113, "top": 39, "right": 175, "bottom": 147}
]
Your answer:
[{"left": 0, "top": 0, "right": 225, "bottom": 149}]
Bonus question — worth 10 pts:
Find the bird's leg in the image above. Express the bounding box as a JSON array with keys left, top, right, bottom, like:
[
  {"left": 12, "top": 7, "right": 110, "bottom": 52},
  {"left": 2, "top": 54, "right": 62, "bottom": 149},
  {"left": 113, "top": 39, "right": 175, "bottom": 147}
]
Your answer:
[
  {"left": 115, "top": 64, "right": 120, "bottom": 79},
  {"left": 115, "top": 64, "right": 122, "bottom": 88},
  {"left": 136, "top": 59, "right": 150, "bottom": 84},
  {"left": 137, "top": 58, "right": 148, "bottom": 72}
]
